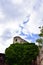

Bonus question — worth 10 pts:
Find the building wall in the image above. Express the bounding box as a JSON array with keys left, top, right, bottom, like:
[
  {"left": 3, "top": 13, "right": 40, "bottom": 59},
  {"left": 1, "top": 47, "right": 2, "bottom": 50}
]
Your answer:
[
  {"left": 36, "top": 47, "right": 43, "bottom": 65},
  {"left": 0, "top": 53, "right": 5, "bottom": 65},
  {"left": 13, "top": 36, "right": 27, "bottom": 43},
  {"left": 40, "top": 47, "right": 43, "bottom": 65}
]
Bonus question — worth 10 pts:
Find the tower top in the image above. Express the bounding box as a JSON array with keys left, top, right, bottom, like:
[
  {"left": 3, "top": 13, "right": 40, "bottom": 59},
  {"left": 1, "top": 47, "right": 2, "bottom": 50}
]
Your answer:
[{"left": 13, "top": 36, "right": 28, "bottom": 43}]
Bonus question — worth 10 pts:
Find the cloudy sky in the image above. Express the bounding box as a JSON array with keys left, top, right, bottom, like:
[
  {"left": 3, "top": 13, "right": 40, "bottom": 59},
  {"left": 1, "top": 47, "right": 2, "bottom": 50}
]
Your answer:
[{"left": 0, "top": 0, "right": 43, "bottom": 53}]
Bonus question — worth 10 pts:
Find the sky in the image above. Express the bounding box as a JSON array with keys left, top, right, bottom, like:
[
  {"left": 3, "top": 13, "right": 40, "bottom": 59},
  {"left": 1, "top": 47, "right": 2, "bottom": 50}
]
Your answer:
[{"left": 0, "top": 0, "right": 43, "bottom": 53}]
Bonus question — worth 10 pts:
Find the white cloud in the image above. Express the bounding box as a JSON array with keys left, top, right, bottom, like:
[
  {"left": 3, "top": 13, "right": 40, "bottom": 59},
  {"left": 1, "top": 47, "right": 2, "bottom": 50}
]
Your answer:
[
  {"left": 0, "top": 38, "right": 13, "bottom": 53},
  {"left": 22, "top": 10, "right": 43, "bottom": 34},
  {"left": 0, "top": 44, "right": 5, "bottom": 53},
  {"left": 11, "top": 0, "right": 23, "bottom": 4},
  {"left": 6, "top": 20, "right": 19, "bottom": 31},
  {"left": 0, "top": 24, "right": 5, "bottom": 36},
  {"left": 0, "top": 0, "right": 43, "bottom": 53},
  {"left": 0, "top": 9, "right": 5, "bottom": 19}
]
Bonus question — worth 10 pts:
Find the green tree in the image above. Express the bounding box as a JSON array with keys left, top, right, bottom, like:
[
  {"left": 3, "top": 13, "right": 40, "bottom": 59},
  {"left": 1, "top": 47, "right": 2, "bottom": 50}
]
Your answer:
[
  {"left": 5, "top": 43, "right": 39, "bottom": 65},
  {"left": 36, "top": 26, "right": 43, "bottom": 48}
]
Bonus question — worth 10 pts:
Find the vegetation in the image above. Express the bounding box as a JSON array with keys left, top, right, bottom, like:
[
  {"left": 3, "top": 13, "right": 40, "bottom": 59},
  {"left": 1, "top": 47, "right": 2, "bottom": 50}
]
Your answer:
[
  {"left": 5, "top": 42, "right": 39, "bottom": 65},
  {"left": 36, "top": 26, "right": 43, "bottom": 48}
]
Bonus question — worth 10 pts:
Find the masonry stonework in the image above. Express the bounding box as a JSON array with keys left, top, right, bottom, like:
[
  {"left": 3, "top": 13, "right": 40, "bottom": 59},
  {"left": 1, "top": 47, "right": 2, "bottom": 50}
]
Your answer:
[{"left": 13, "top": 36, "right": 28, "bottom": 43}]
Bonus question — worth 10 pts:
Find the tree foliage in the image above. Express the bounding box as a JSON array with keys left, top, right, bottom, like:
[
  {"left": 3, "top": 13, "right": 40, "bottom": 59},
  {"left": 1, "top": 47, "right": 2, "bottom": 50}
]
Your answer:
[
  {"left": 39, "top": 26, "right": 43, "bottom": 37},
  {"left": 5, "top": 43, "right": 39, "bottom": 65},
  {"left": 36, "top": 26, "right": 43, "bottom": 47}
]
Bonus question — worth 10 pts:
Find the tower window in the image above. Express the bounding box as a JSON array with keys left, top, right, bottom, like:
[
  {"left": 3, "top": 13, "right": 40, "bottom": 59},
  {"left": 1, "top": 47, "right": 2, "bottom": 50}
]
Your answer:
[{"left": 15, "top": 39, "right": 17, "bottom": 41}]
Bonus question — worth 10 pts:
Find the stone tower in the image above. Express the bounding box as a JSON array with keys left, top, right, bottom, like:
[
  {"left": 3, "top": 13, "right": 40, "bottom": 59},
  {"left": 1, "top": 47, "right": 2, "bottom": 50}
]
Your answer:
[{"left": 13, "top": 36, "right": 28, "bottom": 43}]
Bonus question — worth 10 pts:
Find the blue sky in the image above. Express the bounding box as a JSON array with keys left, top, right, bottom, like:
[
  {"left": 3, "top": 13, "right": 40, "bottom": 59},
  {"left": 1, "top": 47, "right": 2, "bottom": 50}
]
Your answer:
[{"left": 0, "top": 0, "right": 43, "bottom": 53}]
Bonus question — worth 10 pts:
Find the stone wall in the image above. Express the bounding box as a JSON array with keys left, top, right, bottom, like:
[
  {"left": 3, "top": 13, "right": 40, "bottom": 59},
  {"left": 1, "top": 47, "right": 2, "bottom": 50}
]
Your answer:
[
  {"left": 36, "top": 47, "right": 43, "bottom": 65},
  {"left": 0, "top": 53, "right": 5, "bottom": 65},
  {"left": 13, "top": 36, "right": 28, "bottom": 43}
]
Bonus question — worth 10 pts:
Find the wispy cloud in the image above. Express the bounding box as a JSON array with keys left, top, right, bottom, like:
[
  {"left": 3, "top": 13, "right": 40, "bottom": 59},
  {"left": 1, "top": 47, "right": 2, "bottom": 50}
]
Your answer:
[{"left": 0, "top": 0, "right": 43, "bottom": 53}]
